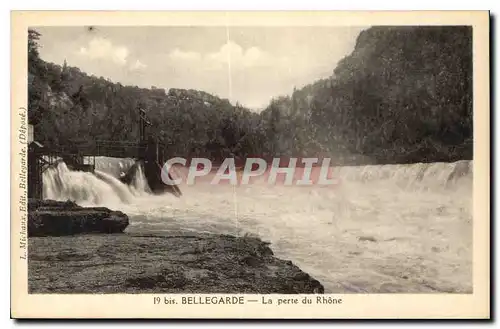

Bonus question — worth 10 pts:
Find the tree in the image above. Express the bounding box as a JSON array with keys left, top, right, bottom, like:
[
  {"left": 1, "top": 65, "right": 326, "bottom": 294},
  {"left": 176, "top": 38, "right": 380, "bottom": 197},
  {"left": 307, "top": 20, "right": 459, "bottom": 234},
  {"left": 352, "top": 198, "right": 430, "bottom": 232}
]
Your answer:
[
  {"left": 60, "top": 59, "right": 70, "bottom": 91},
  {"left": 28, "top": 29, "right": 41, "bottom": 73},
  {"left": 28, "top": 29, "right": 48, "bottom": 125},
  {"left": 27, "top": 26, "right": 472, "bottom": 165}
]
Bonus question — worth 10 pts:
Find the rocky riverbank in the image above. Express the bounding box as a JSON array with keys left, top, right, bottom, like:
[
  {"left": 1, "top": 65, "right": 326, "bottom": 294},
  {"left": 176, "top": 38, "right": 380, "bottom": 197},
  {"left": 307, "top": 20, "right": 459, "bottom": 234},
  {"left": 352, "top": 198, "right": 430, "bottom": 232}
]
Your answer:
[{"left": 28, "top": 199, "right": 325, "bottom": 294}]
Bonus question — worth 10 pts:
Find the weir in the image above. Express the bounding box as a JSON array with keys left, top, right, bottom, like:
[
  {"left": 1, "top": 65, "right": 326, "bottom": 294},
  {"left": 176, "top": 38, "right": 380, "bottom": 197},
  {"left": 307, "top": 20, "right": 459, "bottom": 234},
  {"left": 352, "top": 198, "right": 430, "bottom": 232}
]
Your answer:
[
  {"left": 42, "top": 161, "right": 151, "bottom": 205},
  {"left": 28, "top": 107, "right": 182, "bottom": 199}
]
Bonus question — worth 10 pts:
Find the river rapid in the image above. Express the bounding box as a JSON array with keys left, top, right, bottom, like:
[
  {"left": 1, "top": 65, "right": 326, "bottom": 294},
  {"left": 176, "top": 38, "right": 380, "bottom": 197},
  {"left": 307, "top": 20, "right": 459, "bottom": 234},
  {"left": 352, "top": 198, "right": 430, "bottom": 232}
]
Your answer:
[{"left": 42, "top": 157, "right": 472, "bottom": 293}]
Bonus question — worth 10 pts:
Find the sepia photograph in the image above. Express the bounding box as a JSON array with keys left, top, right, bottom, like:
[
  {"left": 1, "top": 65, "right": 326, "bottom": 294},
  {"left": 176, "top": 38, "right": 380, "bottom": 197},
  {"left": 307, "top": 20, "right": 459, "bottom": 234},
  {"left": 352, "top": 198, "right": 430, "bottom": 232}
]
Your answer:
[{"left": 11, "top": 10, "right": 490, "bottom": 319}]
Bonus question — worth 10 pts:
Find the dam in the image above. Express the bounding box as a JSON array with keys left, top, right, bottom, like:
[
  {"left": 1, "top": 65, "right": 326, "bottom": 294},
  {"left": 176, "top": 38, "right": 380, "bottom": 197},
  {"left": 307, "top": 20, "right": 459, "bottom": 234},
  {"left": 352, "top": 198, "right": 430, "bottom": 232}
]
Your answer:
[{"left": 27, "top": 107, "right": 182, "bottom": 199}]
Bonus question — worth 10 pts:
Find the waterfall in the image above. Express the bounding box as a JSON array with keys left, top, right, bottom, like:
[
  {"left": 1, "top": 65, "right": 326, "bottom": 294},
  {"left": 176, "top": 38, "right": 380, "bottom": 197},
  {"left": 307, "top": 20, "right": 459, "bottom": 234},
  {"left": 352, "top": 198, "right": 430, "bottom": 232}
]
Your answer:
[
  {"left": 332, "top": 160, "right": 472, "bottom": 189},
  {"left": 42, "top": 159, "right": 153, "bottom": 207},
  {"left": 130, "top": 162, "right": 152, "bottom": 195}
]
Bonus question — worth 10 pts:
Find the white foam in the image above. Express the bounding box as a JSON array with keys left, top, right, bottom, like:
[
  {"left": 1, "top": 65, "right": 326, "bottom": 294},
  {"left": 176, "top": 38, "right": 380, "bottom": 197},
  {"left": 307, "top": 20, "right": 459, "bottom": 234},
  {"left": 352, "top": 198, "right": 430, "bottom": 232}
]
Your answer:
[{"left": 42, "top": 159, "right": 473, "bottom": 293}]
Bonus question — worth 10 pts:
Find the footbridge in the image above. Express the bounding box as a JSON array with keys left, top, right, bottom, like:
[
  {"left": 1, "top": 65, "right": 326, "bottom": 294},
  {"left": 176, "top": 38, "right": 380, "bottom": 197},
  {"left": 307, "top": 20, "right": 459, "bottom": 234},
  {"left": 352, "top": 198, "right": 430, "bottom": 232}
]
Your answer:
[{"left": 28, "top": 107, "right": 181, "bottom": 199}]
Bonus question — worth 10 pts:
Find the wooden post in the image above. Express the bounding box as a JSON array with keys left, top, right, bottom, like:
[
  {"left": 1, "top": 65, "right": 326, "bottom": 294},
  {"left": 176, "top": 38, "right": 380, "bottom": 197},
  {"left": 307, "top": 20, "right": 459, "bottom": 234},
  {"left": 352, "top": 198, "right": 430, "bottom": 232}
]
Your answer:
[
  {"left": 28, "top": 142, "right": 43, "bottom": 200},
  {"left": 138, "top": 107, "right": 152, "bottom": 160},
  {"left": 138, "top": 107, "right": 151, "bottom": 143}
]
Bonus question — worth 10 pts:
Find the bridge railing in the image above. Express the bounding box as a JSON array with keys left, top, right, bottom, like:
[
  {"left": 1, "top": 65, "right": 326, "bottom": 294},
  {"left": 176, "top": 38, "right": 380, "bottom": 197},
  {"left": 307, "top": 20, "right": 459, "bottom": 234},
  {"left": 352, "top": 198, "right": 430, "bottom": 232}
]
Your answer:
[{"left": 37, "top": 139, "right": 148, "bottom": 159}]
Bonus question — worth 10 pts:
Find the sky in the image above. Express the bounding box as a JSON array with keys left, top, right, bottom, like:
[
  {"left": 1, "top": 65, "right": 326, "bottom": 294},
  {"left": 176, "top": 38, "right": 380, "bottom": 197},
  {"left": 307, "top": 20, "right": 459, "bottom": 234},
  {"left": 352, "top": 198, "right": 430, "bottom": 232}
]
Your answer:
[{"left": 35, "top": 26, "right": 367, "bottom": 110}]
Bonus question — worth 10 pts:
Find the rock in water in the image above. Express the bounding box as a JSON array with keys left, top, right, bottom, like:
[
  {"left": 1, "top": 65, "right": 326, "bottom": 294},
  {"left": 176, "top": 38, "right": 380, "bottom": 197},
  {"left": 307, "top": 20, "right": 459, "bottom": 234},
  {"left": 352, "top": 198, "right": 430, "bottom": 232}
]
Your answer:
[{"left": 28, "top": 199, "right": 129, "bottom": 236}]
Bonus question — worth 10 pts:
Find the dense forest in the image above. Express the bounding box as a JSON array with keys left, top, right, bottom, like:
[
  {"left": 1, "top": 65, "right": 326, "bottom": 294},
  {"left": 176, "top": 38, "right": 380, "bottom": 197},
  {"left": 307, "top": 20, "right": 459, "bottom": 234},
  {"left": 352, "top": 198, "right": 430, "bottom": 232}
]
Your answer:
[{"left": 28, "top": 26, "right": 472, "bottom": 165}]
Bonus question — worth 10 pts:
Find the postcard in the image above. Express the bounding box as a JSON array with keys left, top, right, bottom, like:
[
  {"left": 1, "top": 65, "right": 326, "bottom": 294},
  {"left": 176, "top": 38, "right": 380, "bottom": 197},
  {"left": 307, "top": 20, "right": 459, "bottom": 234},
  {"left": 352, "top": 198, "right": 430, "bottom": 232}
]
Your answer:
[{"left": 11, "top": 10, "right": 490, "bottom": 319}]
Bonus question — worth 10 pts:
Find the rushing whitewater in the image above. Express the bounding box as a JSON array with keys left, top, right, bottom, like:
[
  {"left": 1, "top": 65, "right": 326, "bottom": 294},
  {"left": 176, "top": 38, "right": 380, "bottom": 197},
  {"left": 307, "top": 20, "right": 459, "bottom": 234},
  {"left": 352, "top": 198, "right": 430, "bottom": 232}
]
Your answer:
[{"left": 41, "top": 158, "right": 472, "bottom": 293}]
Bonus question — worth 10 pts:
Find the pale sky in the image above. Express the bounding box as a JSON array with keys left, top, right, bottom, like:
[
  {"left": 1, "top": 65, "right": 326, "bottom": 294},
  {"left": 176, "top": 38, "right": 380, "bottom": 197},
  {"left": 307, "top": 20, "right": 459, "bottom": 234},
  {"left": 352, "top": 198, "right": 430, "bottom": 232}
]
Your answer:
[{"left": 34, "top": 26, "right": 367, "bottom": 110}]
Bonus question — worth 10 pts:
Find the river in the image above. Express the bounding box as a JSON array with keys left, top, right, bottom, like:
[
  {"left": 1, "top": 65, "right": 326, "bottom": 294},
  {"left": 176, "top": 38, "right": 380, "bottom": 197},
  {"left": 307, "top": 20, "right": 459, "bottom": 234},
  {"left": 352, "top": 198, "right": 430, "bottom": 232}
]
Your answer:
[{"left": 42, "top": 157, "right": 473, "bottom": 293}]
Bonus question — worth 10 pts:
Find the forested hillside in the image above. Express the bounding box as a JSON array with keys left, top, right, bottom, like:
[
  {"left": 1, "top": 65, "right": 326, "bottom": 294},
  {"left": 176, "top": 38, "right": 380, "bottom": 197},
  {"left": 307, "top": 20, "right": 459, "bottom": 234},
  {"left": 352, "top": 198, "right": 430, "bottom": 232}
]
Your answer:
[
  {"left": 28, "top": 29, "right": 269, "bottom": 162},
  {"left": 263, "top": 26, "right": 473, "bottom": 164},
  {"left": 28, "top": 26, "right": 473, "bottom": 165}
]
